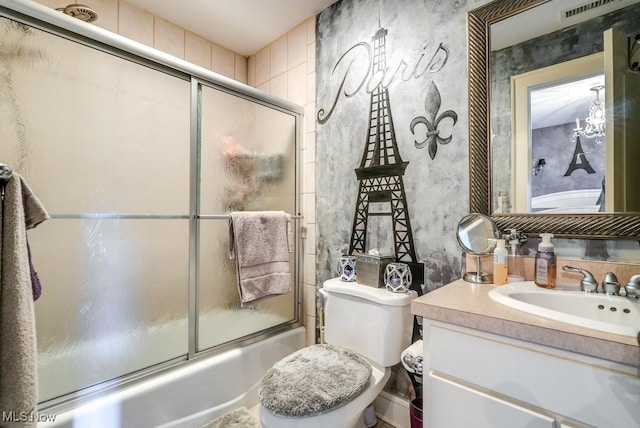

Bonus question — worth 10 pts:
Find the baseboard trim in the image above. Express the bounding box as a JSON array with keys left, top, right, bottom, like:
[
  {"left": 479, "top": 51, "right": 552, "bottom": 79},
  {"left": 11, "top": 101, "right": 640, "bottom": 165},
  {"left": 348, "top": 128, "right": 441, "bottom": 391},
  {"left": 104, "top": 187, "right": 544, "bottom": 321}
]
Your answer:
[{"left": 374, "top": 391, "right": 410, "bottom": 428}]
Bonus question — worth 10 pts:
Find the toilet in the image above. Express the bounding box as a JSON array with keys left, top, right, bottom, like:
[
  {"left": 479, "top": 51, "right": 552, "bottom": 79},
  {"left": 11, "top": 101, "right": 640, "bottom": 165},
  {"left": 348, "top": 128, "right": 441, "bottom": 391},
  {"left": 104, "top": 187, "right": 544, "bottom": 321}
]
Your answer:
[{"left": 259, "top": 277, "right": 417, "bottom": 428}]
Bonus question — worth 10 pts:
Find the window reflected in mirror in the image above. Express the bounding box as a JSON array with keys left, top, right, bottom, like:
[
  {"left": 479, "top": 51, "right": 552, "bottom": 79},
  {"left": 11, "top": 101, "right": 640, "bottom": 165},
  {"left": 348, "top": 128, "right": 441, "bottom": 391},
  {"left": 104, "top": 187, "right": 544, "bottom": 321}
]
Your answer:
[
  {"left": 530, "top": 75, "right": 606, "bottom": 214},
  {"left": 512, "top": 62, "right": 608, "bottom": 214}
]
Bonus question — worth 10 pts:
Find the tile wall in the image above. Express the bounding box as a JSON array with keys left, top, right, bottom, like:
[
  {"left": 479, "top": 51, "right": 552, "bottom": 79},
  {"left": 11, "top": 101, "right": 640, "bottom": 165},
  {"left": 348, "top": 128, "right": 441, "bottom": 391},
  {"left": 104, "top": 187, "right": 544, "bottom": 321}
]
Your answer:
[
  {"left": 33, "top": 0, "right": 248, "bottom": 83},
  {"left": 247, "top": 19, "right": 318, "bottom": 347}
]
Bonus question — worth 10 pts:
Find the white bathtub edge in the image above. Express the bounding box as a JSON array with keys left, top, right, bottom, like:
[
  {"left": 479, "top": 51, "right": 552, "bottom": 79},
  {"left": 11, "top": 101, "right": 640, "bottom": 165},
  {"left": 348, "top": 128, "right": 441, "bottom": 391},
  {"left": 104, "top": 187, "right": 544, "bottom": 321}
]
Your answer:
[{"left": 39, "top": 327, "right": 306, "bottom": 428}]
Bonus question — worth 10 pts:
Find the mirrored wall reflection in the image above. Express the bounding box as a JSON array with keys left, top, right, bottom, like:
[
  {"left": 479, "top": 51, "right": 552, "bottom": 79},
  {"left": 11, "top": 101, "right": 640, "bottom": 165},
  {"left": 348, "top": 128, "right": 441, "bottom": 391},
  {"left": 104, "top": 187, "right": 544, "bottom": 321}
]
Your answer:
[
  {"left": 0, "top": 16, "right": 191, "bottom": 401},
  {"left": 197, "top": 85, "right": 297, "bottom": 351}
]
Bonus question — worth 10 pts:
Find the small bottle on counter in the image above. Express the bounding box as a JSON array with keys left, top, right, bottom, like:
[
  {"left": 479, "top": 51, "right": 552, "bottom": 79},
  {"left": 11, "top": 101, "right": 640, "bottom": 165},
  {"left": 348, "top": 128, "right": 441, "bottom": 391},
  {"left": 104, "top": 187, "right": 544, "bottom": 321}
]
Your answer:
[
  {"left": 493, "top": 239, "right": 508, "bottom": 285},
  {"left": 535, "top": 233, "right": 556, "bottom": 288},
  {"left": 507, "top": 230, "right": 525, "bottom": 283}
]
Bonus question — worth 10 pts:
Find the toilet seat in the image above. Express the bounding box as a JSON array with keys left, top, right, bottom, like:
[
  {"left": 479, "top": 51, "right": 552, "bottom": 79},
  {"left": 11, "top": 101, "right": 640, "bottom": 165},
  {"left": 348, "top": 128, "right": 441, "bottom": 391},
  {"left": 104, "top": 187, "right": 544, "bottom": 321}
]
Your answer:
[
  {"left": 259, "top": 361, "right": 390, "bottom": 428},
  {"left": 259, "top": 344, "right": 372, "bottom": 417}
]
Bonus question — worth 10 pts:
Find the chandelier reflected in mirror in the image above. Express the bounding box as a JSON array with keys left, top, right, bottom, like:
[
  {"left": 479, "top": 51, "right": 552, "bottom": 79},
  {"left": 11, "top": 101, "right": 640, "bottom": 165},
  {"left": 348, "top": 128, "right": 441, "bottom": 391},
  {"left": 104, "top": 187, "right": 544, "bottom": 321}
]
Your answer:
[{"left": 572, "top": 85, "right": 605, "bottom": 144}]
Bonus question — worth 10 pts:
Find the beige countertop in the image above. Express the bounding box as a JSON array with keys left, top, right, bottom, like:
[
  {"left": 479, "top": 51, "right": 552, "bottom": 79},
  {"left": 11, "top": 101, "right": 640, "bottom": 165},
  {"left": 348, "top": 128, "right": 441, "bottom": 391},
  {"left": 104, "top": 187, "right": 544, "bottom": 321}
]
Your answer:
[{"left": 411, "top": 279, "right": 639, "bottom": 367}]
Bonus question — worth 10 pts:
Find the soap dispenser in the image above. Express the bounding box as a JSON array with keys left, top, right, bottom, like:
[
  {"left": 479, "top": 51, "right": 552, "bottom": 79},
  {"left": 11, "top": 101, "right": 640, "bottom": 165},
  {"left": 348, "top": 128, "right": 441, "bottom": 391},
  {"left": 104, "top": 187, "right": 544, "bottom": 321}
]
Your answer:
[
  {"left": 506, "top": 229, "right": 525, "bottom": 283},
  {"left": 535, "top": 233, "right": 556, "bottom": 289},
  {"left": 493, "top": 239, "right": 508, "bottom": 285}
]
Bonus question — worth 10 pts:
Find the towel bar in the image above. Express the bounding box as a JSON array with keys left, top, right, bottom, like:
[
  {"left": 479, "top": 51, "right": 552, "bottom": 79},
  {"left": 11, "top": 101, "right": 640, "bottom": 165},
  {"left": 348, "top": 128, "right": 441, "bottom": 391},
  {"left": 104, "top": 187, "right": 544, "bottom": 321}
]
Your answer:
[
  {"left": 199, "top": 214, "right": 303, "bottom": 220},
  {"left": 47, "top": 213, "right": 304, "bottom": 220}
]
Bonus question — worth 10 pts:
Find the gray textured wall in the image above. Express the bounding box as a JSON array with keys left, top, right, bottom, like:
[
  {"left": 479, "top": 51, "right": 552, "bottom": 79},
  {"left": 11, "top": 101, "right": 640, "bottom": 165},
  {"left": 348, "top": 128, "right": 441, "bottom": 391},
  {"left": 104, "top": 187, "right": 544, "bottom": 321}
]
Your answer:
[
  {"left": 531, "top": 123, "right": 605, "bottom": 199},
  {"left": 315, "top": 0, "right": 640, "bottom": 293},
  {"left": 315, "top": 0, "right": 483, "bottom": 291}
]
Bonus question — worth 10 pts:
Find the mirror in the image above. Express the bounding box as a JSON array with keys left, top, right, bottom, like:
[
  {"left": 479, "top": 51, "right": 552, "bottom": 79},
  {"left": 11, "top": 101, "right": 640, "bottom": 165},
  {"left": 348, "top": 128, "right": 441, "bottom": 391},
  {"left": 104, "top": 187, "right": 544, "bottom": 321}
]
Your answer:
[
  {"left": 492, "top": 3, "right": 639, "bottom": 215},
  {"left": 511, "top": 55, "right": 606, "bottom": 213},
  {"left": 468, "top": 0, "right": 640, "bottom": 239},
  {"left": 457, "top": 213, "right": 499, "bottom": 283}
]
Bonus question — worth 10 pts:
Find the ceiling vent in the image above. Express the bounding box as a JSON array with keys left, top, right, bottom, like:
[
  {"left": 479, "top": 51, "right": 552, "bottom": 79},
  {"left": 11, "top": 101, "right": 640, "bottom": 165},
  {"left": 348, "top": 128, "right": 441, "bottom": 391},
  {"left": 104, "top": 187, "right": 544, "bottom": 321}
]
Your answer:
[{"left": 561, "top": 0, "right": 616, "bottom": 20}]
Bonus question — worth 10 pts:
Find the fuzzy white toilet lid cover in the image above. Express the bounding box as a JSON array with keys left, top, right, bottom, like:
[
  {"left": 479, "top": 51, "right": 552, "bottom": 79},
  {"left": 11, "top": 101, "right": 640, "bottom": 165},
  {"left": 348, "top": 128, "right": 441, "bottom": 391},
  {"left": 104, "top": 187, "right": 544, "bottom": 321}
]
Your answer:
[{"left": 259, "top": 344, "right": 373, "bottom": 417}]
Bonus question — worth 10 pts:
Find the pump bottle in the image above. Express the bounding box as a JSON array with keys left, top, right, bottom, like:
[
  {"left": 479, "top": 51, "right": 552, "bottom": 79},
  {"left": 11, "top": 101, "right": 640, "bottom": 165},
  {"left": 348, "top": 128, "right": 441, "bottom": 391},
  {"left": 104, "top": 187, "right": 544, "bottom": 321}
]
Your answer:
[
  {"left": 535, "top": 233, "right": 556, "bottom": 288},
  {"left": 506, "top": 229, "right": 525, "bottom": 283},
  {"left": 493, "top": 239, "right": 508, "bottom": 285}
]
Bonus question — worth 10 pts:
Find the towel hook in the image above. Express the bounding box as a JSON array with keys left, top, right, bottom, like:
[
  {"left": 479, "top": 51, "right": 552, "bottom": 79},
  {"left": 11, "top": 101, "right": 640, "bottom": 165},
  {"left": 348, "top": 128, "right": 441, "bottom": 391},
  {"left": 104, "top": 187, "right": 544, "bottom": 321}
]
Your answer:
[
  {"left": 0, "top": 163, "right": 13, "bottom": 198},
  {"left": 0, "top": 163, "right": 11, "bottom": 180}
]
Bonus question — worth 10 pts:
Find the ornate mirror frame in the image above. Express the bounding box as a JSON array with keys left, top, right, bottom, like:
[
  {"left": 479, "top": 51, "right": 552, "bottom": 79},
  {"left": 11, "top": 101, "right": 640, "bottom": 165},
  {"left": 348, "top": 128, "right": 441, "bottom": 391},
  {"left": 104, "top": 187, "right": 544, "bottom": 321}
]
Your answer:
[{"left": 468, "top": 0, "right": 640, "bottom": 239}]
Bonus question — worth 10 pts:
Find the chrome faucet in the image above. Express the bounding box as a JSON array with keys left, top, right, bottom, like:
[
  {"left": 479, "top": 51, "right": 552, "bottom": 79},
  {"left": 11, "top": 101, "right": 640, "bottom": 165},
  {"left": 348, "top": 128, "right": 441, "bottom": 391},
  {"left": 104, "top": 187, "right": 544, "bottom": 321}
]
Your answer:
[
  {"left": 562, "top": 266, "right": 640, "bottom": 298},
  {"left": 601, "top": 272, "right": 621, "bottom": 296},
  {"left": 625, "top": 274, "right": 640, "bottom": 299},
  {"left": 562, "top": 266, "right": 598, "bottom": 293}
]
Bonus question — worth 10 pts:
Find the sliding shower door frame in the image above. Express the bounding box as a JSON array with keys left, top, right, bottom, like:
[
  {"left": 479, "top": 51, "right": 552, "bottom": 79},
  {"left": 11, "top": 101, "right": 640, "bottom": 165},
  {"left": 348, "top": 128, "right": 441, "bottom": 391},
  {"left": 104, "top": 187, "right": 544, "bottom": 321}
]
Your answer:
[{"left": 0, "top": 0, "right": 303, "bottom": 412}]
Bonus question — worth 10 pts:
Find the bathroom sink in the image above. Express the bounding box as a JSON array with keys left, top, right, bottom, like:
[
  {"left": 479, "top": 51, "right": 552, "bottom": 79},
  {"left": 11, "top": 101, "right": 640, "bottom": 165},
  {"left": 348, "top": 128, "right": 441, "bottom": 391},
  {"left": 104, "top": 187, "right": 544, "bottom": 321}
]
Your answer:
[{"left": 488, "top": 281, "right": 640, "bottom": 338}]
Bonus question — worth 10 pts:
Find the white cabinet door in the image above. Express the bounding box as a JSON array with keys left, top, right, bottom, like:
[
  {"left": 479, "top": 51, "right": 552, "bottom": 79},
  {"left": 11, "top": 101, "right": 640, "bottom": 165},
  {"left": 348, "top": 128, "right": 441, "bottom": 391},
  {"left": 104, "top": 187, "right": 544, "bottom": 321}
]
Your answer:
[
  {"left": 427, "top": 372, "right": 556, "bottom": 428},
  {"left": 424, "top": 320, "right": 640, "bottom": 427},
  {"left": 559, "top": 422, "right": 592, "bottom": 428}
]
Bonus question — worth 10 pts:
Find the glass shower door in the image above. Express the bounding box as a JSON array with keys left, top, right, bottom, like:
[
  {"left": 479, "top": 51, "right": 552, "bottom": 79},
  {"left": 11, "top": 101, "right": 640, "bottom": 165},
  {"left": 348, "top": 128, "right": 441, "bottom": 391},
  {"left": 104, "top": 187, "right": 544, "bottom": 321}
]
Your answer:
[
  {"left": 197, "top": 85, "right": 298, "bottom": 350},
  {"left": 0, "top": 17, "right": 191, "bottom": 402}
]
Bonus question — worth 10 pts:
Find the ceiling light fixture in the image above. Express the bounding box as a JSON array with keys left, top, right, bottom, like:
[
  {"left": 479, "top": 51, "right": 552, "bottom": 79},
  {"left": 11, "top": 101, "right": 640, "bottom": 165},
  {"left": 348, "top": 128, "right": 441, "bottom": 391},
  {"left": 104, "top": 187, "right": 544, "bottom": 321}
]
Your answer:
[{"left": 573, "top": 84, "right": 605, "bottom": 144}]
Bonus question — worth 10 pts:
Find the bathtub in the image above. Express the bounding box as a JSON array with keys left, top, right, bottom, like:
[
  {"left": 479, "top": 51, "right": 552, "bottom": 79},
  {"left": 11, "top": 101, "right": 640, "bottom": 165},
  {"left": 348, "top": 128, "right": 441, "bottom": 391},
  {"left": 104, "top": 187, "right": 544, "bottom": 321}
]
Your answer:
[
  {"left": 531, "top": 188, "right": 602, "bottom": 213},
  {"left": 38, "top": 309, "right": 293, "bottom": 402},
  {"left": 40, "top": 326, "right": 305, "bottom": 428}
]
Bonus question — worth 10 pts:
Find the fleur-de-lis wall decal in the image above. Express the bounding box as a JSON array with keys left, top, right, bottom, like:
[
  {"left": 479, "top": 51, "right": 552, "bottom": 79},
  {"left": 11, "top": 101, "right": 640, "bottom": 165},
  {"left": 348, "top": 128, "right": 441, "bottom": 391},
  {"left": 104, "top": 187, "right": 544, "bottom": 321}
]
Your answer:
[{"left": 409, "top": 81, "right": 457, "bottom": 159}]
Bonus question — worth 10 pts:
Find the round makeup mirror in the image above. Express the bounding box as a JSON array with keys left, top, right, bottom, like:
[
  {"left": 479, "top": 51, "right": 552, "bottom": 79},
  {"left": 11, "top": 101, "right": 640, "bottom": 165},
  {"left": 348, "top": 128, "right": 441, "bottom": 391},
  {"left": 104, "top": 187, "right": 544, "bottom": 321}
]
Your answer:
[{"left": 457, "top": 213, "right": 499, "bottom": 284}]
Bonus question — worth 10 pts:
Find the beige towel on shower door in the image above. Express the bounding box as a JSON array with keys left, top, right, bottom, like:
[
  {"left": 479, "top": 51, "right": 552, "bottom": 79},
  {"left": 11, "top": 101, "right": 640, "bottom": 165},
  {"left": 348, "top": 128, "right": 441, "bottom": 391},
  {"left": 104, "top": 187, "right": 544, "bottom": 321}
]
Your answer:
[
  {"left": 228, "top": 211, "right": 292, "bottom": 306},
  {"left": 0, "top": 174, "right": 49, "bottom": 427}
]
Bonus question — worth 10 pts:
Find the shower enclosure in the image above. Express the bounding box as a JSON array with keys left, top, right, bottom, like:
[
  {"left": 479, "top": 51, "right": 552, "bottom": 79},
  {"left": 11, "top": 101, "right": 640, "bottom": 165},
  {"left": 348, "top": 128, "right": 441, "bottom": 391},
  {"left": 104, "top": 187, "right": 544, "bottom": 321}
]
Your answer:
[{"left": 0, "top": 0, "right": 302, "bottom": 408}]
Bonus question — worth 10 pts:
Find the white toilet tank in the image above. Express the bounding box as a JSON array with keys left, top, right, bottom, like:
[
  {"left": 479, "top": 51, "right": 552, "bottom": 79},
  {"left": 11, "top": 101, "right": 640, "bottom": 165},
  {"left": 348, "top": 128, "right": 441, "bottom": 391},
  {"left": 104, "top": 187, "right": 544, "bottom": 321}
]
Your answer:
[{"left": 322, "top": 278, "right": 417, "bottom": 367}]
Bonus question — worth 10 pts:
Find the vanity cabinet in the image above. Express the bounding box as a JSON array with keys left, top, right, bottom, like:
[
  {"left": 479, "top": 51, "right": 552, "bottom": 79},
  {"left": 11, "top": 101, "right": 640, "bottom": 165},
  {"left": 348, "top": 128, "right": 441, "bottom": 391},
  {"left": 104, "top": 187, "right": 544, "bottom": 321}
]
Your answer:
[{"left": 422, "top": 320, "right": 640, "bottom": 428}]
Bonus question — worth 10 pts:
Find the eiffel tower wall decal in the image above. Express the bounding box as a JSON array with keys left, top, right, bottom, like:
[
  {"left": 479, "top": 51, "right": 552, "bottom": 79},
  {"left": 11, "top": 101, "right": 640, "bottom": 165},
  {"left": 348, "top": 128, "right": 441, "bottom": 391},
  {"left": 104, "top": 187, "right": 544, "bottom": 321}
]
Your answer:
[
  {"left": 315, "top": 0, "right": 467, "bottom": 293},
  {"left": 530, "top": 122, "right": 605, "bottom": 206},
  {"left": 350, "top": 29, "right": 415, "bottom": 254}
]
